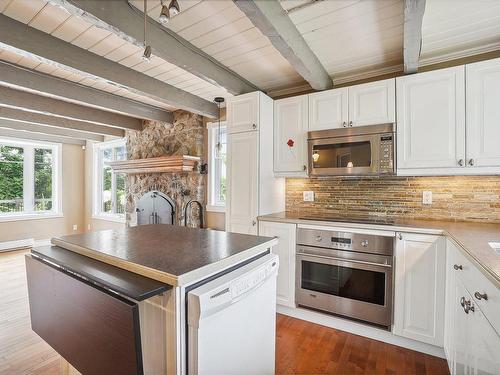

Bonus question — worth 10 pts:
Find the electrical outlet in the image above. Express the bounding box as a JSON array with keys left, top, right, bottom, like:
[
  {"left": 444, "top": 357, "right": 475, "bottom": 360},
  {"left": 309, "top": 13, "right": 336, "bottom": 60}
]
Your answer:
[
  {"left": 72, "top": 224, "right": 78, "bottom": 231},
  {"left": 303, "top": 191, "right": 314, "bottom": 202},
  {"left": 87, "top": 224, "right": 91, "bottom": 231},
  {"left": 422, "top": 191, "right": 432, "bottom": 205}
]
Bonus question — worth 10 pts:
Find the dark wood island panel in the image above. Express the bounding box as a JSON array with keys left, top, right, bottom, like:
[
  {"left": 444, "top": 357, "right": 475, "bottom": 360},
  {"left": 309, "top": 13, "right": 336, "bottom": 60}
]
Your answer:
[{"left": 25, "top": 254, "right": 144, "bottom": 375}]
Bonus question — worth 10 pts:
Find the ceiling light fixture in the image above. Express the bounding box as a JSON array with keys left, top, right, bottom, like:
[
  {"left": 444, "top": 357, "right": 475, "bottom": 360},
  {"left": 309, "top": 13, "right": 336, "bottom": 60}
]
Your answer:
[
  {"left": 159, "top": 2, "right": 170, "bottom": 24},
  {"left": 142, "top": 0, "right": 152, "bottom": 62},
  {"left": 168, "top": 0, "right": 181, "bottom": 16}
]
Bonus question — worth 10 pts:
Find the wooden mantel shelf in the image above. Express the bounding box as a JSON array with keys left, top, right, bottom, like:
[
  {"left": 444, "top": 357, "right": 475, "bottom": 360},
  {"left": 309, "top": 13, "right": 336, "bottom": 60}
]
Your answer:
[{"left": 106, "top": 155, "right": 200, "bottom": 174}]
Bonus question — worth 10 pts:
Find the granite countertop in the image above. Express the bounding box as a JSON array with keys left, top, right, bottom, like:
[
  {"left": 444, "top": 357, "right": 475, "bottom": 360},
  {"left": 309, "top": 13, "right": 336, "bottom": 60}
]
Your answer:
[
  {"left": 259, "top": 212, "right": 500, "bottom": 286},
  {"left": 51, "top": 224, "right": 277, "bottom": 286}
]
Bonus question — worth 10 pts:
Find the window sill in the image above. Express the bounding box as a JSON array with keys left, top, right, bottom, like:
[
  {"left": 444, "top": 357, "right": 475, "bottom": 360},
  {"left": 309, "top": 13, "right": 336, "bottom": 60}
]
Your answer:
[
  {"left": 92, "top": 214, "right": 126, "bottom": 224},
  {"left": 206, "top": 205, "right": 226, "bottom": 213},
  {"left": 0, "top": 212, "right": 63, "bottom": 223}
]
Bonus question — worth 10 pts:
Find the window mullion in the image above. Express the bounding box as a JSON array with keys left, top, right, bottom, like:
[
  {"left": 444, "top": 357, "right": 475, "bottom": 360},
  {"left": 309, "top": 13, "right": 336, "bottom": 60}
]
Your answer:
[{"left": 23, "top": 146, "right": 35, "bottom": 213}]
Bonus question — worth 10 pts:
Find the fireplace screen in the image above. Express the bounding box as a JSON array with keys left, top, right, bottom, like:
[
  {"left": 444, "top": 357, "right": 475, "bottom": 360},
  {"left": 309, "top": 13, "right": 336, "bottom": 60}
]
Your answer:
[{"left": 136, "top": 190, "right": 175, "bottom": 225}]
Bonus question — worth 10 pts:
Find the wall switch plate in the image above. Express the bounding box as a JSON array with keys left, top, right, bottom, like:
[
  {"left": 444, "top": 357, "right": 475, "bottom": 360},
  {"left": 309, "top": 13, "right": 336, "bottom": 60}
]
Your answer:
[
  {"left": 303, "top": 191, "right": 314, "bottom": 202},
  {"left": 422, "top": 191, "right": 432, "bottom": 205},
  {"left": 72, "top": 224, "right": 78, "bottom": 231}
]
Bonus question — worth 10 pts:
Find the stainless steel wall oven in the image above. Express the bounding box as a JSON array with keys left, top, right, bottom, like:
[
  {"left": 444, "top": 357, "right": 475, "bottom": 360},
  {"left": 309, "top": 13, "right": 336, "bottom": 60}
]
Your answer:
[{"left": 296, "top": 227, "right": 395, "bottom": 328}]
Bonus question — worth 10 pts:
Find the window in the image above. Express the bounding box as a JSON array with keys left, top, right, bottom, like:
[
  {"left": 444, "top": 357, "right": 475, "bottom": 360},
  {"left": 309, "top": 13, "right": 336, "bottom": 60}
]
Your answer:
[
  {"left": 93, "top": 139, "right": 126, "bottom": 222},
  {"left": 207, "top": 122, "right": 227, "bottom": 212},
  {"left": 0, "top": 138, "right": 61, "bottom": 221}
]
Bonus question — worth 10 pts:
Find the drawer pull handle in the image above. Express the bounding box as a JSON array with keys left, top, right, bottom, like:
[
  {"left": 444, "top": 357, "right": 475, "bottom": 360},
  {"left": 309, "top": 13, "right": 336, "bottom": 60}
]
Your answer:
[
  {"left": 474, "top": 291, "right": 488, "bottom": 301},
  {"left": 453, "top": 264, "right": 463, "bottom": 270}
]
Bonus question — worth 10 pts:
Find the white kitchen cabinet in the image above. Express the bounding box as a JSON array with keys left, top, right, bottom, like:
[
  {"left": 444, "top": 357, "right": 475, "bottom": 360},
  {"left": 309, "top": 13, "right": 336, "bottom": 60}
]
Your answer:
[
  {"left": 393, "top": 232, "right": 446, "bottom": 346},
  {"left": 258, "top": 221, "right": 296, "bottom": 307},
  {"left": 348, "top": 78, "right": 395, "bottom": 127},
  {"left": 226, "top": 91, "right": 285, "bottom": 235},
  {"left": 273, "top": 95, "right": 308, "bottom": 176},
  {"left": 226, "top": 92, "right": 259, "bottom": 134},
  {"left": 445, "top": 239, "right": 500, "bottom": 375},
  {"left": 226, "top": 131, "right": 259, "bottom": 235},
  {"left": 466, "top": 57, "right": 500, "bottom": 168},
  {"left": 308, "top": 88, "right": 348, "bottom": 131},
  {"left": 396, "top": 66, "right": 466, "bottom": 173}
]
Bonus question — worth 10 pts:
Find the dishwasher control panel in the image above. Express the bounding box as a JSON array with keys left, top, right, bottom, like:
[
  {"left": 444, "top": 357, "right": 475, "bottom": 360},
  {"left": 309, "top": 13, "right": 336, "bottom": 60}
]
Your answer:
[{"left": 231, "top": 257, "right": 278, "bottom": 299}]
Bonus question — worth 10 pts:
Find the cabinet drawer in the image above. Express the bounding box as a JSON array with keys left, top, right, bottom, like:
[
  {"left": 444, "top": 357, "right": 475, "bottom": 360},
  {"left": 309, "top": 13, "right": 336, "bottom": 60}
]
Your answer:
[{"left": 450, "top": 244, "right": 500, "bottom": 333}]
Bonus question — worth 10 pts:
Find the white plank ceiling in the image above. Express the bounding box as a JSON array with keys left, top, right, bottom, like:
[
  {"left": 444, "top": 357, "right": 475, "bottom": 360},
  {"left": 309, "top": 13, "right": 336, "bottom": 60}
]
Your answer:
[
  {"left": 1, "top": 0, "right": 500, "bottom": 106},
  {"left": 420, "top": 0, "right": 500, "bottom": 65}
]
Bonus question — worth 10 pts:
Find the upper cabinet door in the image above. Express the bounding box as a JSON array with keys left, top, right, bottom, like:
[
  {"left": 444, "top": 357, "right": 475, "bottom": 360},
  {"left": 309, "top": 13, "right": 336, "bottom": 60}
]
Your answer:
[
  {"left": 466, "top": 58, "right": 500, "bottom": 168},
  {"left": 227, "top": 92, "right": 259, "bottom": 134},
  {"left": 308, "top": 88, "right": 348, "bottom": 131},
  {"left": 274, "top": 95, "right": 308, "bottom": 175},
  {"left": 226, "top": 131, "right": 259, "bottom": 235},
  {"left": 396, "top": 67, "right": 466, "bottom": 171},
  {"left": 348, "top": 78, "right": 395, "bottom": 126}
]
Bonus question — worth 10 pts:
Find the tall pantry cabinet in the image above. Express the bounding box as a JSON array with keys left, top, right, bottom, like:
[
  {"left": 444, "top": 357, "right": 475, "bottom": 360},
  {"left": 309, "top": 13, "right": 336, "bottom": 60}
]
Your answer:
[{"left": 225, "top": 92, "right": 285, "bottom": 235}]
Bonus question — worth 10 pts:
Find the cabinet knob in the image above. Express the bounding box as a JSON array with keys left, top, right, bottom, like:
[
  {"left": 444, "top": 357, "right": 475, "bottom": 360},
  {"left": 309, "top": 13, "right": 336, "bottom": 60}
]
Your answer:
[
  {"left": 342, "top": 121, "right": 347, "bottom": 127},
  {"left": 458, "top": 159, "right": 464, "bottom": 166},
  {"left": 252, "top": 220, "right": 256, "bottom": 226},
  {"left": 397, "top": 233, "right": 403, "bottom": 240},
  {"left": 453, "top": 264, "right": 463, "bottom": 270},
  {"left": 349, "top": 121, "right": 353, "bottom": 127},
  {"left": 252, "top": 123, "right": 257, "bottom": 130},
  {"left": 474, "top": 291, "right": 488, "bottom": 301},
  {"left": 468, "top": 158, "right": 474, "bottom": 166},
  {"left": 302, "top": 165, "right": 307, "bottom": 171}
]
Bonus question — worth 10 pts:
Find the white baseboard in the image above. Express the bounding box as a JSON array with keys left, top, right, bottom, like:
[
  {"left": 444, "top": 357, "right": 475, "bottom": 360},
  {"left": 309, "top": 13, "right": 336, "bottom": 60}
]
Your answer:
[
  {"left": 34, "top": 238, "right": 51, "bottom": 247},
  {"left": 277, "top": 305, "right": 446, "bottom": 359},
  {"left": 0, "top": 238, "right": 34, "bottom": 252}
]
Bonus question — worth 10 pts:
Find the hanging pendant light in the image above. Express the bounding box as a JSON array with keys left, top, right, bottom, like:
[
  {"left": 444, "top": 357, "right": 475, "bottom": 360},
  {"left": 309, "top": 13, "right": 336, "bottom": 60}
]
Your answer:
[
  {"left": 159, "top": 0, "right": 170, "bottom": 24},
  {"left": 142, "top": 0, "right": 152, "bottom": 62},
  {"left": 168, "top": 0, "right": 181, "bottom": 16},
  {"left": 214, "top": 97, "right": 225, "bottom": 159}
]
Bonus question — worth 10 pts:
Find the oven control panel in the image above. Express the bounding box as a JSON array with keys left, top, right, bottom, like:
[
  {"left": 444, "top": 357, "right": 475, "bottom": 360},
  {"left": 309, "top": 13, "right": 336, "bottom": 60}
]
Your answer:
[
  {"left": 298, "top": 228, "right": 394, "bottom": 256},
  {"left": 379, "top": 133, "right": 395, "bottom": 174}
]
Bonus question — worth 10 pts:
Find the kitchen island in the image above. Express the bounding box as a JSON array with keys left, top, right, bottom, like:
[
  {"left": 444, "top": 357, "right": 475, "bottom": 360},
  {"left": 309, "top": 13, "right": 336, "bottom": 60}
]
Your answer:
[{"left": 25, "top": 224, "right": 278, "bottom": 375}]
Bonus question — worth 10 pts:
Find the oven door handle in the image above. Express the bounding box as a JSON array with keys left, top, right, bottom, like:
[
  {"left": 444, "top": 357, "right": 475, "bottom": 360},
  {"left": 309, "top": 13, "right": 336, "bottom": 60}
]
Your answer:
[{"left": 298, "top": 252, "right": 392, "bottom": 268}]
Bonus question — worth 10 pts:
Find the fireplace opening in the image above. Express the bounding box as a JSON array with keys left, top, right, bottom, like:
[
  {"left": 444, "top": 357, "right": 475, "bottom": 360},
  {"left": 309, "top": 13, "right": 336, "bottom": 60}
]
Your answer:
[{"left": 135, "top": 190, "right": 175, "bottom": 225}]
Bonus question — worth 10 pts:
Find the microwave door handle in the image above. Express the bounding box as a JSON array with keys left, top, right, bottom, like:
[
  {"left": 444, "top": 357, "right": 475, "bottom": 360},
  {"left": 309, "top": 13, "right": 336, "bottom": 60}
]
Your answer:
[{"left": 299, "top": 252, "right": 392, "bottom": 268}]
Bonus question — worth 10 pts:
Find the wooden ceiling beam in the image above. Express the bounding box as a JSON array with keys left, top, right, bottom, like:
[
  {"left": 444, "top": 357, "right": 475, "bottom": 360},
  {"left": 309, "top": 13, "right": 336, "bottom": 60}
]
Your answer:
[
  {"left": 0, "top": 61, "right": 172, "bottom": 123},
  {"left": 0, "top": 107, "right": 125, "bottom": 138},
  {"left": 51, "top": 0, "right": 259, "bottom": 96},
  {"left": 403, "top": 0, "right": 426, "bottom": 73},
  {"left": 233, "top": 0, "right": 333, "bottom": 91},
  {"left": 0, "top": 85, "right": 141, "bottom": 130},
  {"left": 0, "top": 14, "right": 218, "bottom": 118},
  {"left": 0, "top": 128, "right": 85, "bottom": 146},
  {"left": 0, "top": 119, "right": 104, "bottom": 142}
]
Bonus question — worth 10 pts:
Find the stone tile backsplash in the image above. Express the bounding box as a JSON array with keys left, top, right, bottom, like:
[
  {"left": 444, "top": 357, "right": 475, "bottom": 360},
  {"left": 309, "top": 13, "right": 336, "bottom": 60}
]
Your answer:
[{"left": 286, "top": 176, "right": 500, "bottom": 223}]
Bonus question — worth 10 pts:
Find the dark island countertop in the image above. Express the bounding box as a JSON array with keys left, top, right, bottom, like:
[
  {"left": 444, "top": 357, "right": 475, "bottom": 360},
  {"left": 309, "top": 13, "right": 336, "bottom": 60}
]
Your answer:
[
  {"left": 259, "top": 212, "right": 500, "bottom": 286},
  {"left": 51, "top": 224, "right": 277, "bottom": 286}
]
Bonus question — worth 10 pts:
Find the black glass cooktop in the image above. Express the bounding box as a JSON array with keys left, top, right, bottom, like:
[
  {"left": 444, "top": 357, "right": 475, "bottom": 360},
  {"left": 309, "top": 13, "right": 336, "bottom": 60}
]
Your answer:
[{"left": 299, "top": 216, "right": 396, "bottom": 226}]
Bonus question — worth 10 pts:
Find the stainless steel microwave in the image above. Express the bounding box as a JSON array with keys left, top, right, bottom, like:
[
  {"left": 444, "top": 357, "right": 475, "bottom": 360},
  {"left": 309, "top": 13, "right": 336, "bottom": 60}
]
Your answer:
[{"left": 307, "top": 123, "right": 396, "bottom": 176}]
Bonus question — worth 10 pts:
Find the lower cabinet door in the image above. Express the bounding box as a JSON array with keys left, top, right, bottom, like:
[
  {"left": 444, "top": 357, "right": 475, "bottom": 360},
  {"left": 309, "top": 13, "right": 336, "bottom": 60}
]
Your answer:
[
  {"left": 470, "top": 300, "right": 500, "bottom": 375},
  {"left": 393, "top": 233, "right": 446, "bottom": 346},
  {"left": 258, "top": 221, "right": 296, "bottom": 307}
]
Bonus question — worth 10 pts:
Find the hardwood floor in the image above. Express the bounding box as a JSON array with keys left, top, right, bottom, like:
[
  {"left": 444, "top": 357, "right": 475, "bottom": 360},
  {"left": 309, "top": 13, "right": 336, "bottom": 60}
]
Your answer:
[
  {"left": 276, "top": 314, "right": 449, "bottom": 375},
  {"left": 0, "top": 250, "right": 449, "bottom": 375}
]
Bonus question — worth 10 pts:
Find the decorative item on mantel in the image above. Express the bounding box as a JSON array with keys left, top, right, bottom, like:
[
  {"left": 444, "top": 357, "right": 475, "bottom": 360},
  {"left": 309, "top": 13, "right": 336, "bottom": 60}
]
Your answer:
[{"left": 106, "top": 155, "right": 200, "bottom": 174}]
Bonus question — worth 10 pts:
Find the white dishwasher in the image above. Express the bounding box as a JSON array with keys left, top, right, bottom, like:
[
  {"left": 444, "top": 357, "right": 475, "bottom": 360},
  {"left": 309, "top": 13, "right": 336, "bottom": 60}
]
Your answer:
[{"left": 187, "top": 253, "right": 279, "bottom": 375}]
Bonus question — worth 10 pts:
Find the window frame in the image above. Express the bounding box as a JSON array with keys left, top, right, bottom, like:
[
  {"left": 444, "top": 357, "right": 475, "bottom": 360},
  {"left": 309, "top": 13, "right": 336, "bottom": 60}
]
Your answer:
[
  {"left": 206, "top": 121, "right": 227, "bottom": 213},
  {"left": 0, "top": 137, "right": 62, "bottom": 222},
  {"left": 92, "top": 138, "right": 127, "bottom": 223}
]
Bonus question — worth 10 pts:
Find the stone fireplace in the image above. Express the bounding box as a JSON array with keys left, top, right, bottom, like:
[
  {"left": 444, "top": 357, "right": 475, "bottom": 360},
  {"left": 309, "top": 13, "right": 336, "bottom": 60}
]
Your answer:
[{"left": 125, "top": 110, "right": 205, "bottom": 228}]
